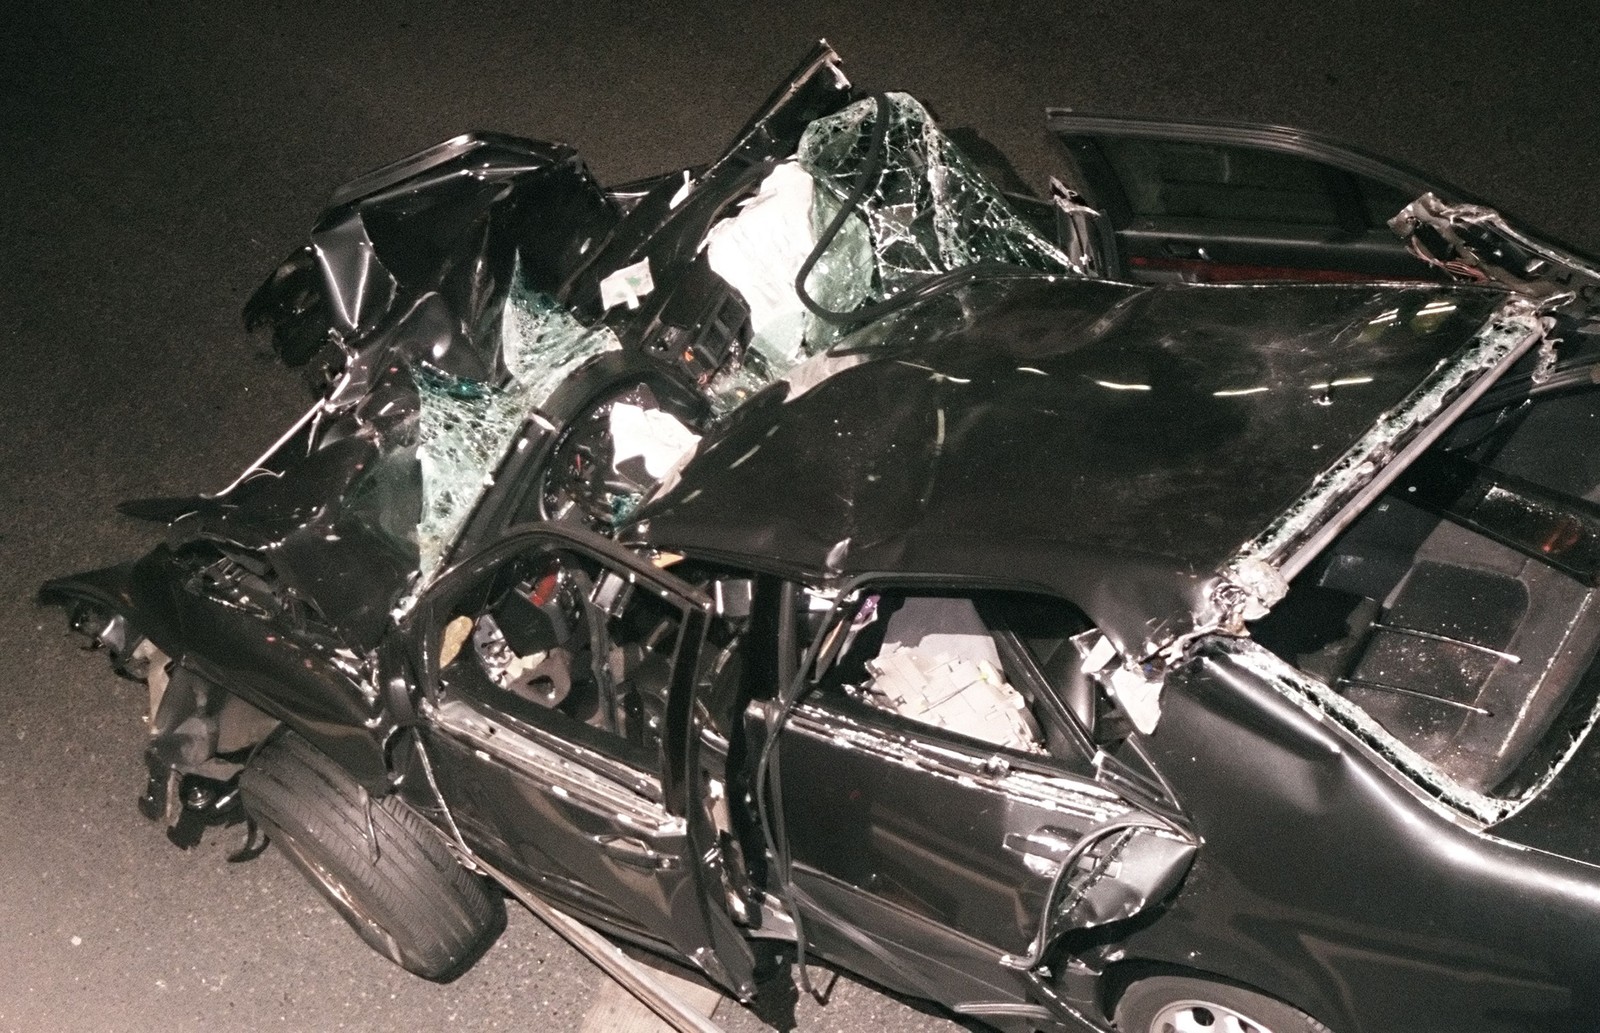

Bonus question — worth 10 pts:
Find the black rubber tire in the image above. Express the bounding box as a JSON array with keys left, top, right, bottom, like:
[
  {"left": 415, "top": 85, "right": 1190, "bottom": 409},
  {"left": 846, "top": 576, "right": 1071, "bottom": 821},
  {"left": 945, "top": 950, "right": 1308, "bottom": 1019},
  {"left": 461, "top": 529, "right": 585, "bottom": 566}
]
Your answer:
[
  {"left": 239, "top": 731, "right": 503, "bottom": 980},
  {"left": 1115, "top": 974, "right": 1332, "bottom": 1033}
]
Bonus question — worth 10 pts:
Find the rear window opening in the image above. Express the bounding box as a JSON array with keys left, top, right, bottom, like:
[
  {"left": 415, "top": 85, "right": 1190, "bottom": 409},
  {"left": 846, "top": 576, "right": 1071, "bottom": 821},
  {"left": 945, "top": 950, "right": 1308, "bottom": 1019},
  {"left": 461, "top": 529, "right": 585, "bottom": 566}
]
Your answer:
[{"left": 1250, "top": 368, "right": 1600, "bottom": 805}]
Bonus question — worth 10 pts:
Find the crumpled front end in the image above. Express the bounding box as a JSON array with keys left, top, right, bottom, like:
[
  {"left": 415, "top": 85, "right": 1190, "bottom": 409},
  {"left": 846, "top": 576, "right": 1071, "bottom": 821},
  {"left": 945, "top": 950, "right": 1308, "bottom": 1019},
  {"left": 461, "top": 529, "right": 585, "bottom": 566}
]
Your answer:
[
  {"left": 40, "top": 46, "right": 1106, "bottom": 866},
  {"left": 164, "top": 47, "right": 1084, "bottom": 649}
]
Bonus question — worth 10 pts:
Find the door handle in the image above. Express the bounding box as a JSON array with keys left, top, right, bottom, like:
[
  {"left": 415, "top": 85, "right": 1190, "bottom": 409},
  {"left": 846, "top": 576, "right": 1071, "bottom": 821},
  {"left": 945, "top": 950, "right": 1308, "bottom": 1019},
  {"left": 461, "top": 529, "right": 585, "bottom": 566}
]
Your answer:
[
  {"left": 595, "top": 834, "right": 679, "bottom": 871},
  {"left": 1003, "top": 827, "right": 1080, "bottom": 875}
]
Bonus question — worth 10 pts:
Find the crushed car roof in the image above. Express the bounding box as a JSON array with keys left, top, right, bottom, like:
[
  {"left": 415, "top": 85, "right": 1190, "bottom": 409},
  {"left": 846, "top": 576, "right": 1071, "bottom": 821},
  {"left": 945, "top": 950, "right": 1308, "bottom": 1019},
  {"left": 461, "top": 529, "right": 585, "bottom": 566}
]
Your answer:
[{"left": 633, "top": 273, "right": 1526, "bottom": 646}]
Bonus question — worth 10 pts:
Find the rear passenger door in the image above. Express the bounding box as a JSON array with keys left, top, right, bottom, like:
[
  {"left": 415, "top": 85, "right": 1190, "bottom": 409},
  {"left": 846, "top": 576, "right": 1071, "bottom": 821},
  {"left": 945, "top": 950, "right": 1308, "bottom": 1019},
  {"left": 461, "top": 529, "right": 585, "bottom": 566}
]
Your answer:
[
  {"left": 1050, "top": 113, "right": 1461, "bottom": 284},
  {"left": 761, "top": 586, "right": 1196, "bottom": 1016}
]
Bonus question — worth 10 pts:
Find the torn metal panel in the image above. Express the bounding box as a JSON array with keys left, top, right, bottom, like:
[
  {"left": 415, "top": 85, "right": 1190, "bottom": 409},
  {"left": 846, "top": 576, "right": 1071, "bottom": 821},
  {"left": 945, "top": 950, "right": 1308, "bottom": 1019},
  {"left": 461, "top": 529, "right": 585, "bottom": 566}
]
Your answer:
[
  {"left": 637, "top": 276, "right": 1522, "bottom": 659},
  {"left": 1391, "top": 193, "right": 1600, "bottom": 309},
  {"left": 1051, "top": 827, "right": 1195, "bottom": 930},
  {"left": 199, "top": 63, "right": 1092, "bottom": 633},
  {"left": 1000, "top": 819, "right": 1196, "bottom": 970},
  {"left": 776, "top": 695, "right": 1185, "bottom": 971},
  {"left": 49, "top": 43, "right": 1600, "bottom": 1033},
  {"left": 162, "top": 355, "right": 426, "bottom": 650},
  {"left": 141, "top": 135, "right": 625, "bottom": 641},
  {"left": 1215, "top": 558, "right": 1290, "bottom": 624},
  {"left": 1048, "top": 179, "right": 1111, "bottom": 279},
  {"left": 246, "top": 133, "right": 618, "bottom": 396}
]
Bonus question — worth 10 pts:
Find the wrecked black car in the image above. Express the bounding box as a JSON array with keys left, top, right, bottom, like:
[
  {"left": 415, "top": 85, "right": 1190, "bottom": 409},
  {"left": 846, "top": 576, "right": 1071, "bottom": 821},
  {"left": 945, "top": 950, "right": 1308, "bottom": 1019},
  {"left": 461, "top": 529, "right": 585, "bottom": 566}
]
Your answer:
[{"left": 42, "top": 43, "right": 1600, "bottom": 1033}]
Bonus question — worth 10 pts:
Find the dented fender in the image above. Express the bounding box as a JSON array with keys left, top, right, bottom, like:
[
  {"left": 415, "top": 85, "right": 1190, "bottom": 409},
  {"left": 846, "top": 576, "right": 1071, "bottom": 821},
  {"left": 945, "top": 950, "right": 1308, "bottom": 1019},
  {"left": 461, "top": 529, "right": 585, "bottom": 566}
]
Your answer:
[
  {"left": 42, "top": 560, "right": 184, "bottom": 666},
  {"left": 44, "top": 546, "right": 397, "bottom": 791}
]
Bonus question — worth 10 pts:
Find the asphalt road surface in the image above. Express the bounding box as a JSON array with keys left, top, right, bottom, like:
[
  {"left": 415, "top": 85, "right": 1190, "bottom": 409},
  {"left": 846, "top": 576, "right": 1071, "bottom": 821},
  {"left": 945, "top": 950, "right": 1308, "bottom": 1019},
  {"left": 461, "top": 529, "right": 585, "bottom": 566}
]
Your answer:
[{"left": 3, "top": 4, "right": 1596, "bottom": 1032}]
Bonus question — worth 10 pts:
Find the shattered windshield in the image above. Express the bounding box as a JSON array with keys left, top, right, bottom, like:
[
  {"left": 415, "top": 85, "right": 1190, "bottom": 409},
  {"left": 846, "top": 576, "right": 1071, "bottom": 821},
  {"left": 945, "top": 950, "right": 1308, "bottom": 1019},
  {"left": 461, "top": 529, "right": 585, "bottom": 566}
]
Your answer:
[
  {"left": 704, "top": 93, "right": 1079, "bottom": 413},
  {"left": 794, "top": 92, "right": 1074, "bottom": 310},
  {"left": 228, "top": 73, "right": 1121, "bottom": 633},
  {"left": 424, "top": 93, "right": 1077, "bottom": 561}
]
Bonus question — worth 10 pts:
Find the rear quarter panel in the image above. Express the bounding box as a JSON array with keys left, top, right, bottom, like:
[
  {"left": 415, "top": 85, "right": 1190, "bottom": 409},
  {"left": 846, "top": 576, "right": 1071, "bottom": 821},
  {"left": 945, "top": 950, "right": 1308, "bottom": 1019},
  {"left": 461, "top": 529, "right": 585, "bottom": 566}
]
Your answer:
[{"left": 1115, "top": 647, "right": 1600, "bottom": 1033}]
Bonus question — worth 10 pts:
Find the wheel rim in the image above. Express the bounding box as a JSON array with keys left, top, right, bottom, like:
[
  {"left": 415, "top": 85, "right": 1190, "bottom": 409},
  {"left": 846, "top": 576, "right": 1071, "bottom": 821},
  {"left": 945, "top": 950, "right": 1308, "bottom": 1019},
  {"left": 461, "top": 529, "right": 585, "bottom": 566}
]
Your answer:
[
  {"left": 1150, "top": 999, "right": 1280, "bottom": 1033},
  {"left": 272, "top": 827, "right": 405, "bottom": 966}
]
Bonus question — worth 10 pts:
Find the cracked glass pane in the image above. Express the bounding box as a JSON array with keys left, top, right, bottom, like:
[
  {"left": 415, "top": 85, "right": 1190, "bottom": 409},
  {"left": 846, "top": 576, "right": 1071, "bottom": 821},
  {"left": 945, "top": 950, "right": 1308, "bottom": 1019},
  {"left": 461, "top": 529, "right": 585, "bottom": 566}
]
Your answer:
[
  {"left": 795, "top": 92, "right": 1077, "bottom": 302},
  {"left": 415, "top": 284, "right": 621, "bottom": 572},
  {"left": 707, "top": 93, "right": 1079, "bottom": 414},
  {"left": 415, "top": 95, "right": 1082, "bottom": 560}
]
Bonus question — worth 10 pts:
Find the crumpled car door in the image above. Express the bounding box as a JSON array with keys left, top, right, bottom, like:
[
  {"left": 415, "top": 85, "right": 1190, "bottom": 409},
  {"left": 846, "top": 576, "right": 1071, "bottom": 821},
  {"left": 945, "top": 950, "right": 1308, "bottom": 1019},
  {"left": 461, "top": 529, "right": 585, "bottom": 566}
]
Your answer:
[
  {"left": 409, "top": 523, "right": 757, "bottom": 997},
  {"left": 1049, "top": 112, "right": 1462, "bottom": 284},
  {"left": 763, "top": 690, "right": 1195, "bottom": 1012}
]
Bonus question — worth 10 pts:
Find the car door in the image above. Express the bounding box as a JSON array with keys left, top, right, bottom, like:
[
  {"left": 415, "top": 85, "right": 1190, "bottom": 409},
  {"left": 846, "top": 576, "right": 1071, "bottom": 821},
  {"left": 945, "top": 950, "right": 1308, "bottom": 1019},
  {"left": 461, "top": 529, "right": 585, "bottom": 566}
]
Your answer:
[
  {"left": 1049, "top": 112, "right": 1466, "bottom": 284},
  {"left": 409, "top": 522, "right": 757, "bottom": 996},
  {"left": 758, "top": 585, "right": 1196, "bottom": 1015}
]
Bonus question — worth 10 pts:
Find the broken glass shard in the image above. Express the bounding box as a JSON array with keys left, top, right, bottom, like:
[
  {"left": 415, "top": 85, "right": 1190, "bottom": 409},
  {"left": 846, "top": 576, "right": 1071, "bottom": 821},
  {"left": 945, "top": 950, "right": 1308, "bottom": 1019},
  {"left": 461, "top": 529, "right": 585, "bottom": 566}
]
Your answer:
[{"left": 416, "top": 284, "right": 621, "bottom": 573}]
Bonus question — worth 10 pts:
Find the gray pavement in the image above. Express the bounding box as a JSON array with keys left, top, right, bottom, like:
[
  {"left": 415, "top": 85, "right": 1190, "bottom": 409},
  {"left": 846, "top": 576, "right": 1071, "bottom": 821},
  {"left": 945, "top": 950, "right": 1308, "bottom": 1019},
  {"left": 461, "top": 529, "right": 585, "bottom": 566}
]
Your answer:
[{"left": 2, "top": 3, "right": 1595, "bottom": 1031}]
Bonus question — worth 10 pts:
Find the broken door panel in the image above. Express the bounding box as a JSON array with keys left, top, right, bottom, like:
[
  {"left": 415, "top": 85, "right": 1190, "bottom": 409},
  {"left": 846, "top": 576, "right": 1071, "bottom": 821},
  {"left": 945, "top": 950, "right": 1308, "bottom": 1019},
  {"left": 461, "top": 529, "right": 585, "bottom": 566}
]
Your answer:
[
  {"left": 414, "top": 527, "right": 756, "bottom": 996},
  {"left": 772, "top": 695, "right": 1191, "bottom": 1008},
  {"left": 1049, "top": 113, "right": 1458, "bottom": 284}
]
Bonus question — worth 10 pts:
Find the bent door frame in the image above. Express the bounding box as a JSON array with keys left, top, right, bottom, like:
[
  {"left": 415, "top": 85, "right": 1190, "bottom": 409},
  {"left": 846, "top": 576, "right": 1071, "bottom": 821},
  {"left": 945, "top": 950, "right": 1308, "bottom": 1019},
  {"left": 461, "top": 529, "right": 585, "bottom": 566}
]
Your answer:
[
  {"left": 755, "top": 577, "right": 1196, "bottom": 1014},
  {"left": 409, "top": 521, "right": 758, "bottom": 995}
]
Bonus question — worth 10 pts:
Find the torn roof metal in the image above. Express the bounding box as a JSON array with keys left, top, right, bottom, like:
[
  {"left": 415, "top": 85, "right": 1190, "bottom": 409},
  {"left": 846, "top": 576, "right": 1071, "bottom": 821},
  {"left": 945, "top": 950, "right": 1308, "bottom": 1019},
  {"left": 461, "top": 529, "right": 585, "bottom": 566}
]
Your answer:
[{"left": 631, "top": 274, "right": 1539, "bottom": 655}]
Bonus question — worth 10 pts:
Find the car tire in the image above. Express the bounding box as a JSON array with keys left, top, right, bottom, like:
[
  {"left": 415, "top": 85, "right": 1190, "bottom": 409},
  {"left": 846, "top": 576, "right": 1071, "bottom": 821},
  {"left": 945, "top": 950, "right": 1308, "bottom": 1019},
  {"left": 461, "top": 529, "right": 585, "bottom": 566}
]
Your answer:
[
  {"left": 1114, "top": 974, "right": 1332, "bottom": 1033},
  {"left": 239, "top": 731, "right": 503, "bottom": 980}
]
